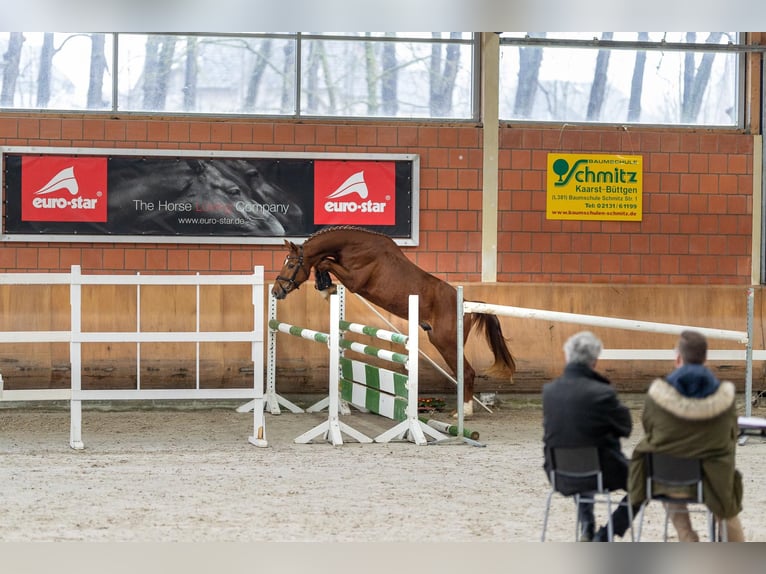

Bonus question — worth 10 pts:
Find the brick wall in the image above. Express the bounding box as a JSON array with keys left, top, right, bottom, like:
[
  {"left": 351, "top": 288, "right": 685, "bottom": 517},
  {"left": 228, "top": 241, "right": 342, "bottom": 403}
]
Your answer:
[
  {"left": 498, "top": 127, "right": 754, "bottom": 284},
  {"left": 0, "top": 114, "right": 755, "bottom": 285}
]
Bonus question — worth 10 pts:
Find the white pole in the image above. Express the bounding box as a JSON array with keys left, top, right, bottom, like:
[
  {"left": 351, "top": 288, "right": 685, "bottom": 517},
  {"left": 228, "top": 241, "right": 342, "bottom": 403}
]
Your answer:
[
  {"left": 69, "top": 265, "right": 84, "bottom": 450},
  {"left": 456, "top": 286, "right": 465, "bottom": 440},
  {"left": 463, "top": 301, "right": 748, "bottom": 344},
  {"left": 249, "top": 267, "right": 268, "bottom": 447},
  {"left": 746, "top": 288, "right": 754, "bottom": 417}
]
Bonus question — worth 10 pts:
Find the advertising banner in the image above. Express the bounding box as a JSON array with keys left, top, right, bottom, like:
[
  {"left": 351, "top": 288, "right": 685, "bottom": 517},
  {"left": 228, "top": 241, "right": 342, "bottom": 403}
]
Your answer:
[
  {"left": 1, "top": 148, "right": 418, "bottom": 244},
  {"left": 546, "top": 153, "right": 643, "bottom": 221}
]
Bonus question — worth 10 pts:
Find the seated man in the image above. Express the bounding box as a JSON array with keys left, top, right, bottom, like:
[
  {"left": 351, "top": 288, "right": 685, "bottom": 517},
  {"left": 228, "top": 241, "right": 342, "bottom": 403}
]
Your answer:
[
  {"left": 542, "top": 330, "right": 637, "bottom": 541},
  {"left": 628, "top": 330, "right": 745, "bottom": 542}
]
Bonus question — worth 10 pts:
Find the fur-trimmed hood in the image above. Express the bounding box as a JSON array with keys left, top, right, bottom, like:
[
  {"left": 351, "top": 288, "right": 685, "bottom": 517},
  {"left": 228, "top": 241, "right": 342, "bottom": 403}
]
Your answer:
[{"left": 647, "top": 378, "right": 735, "bottom": 421}]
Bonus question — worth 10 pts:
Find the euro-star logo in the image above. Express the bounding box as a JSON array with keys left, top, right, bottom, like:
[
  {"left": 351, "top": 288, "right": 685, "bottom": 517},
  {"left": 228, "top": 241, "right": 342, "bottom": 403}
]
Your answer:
[
  {"left": 21, "top": 156, "right": 108, "bottom": 222},
  {"left": 314, "top": 160, "right": 395, "bottom": 225}
]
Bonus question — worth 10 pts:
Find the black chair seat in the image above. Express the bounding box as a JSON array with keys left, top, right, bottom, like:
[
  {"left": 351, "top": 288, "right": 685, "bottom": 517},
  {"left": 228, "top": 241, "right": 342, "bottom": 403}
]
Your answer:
[
  {"left": 635, "top": 452, "right": 726, "bottom": 542},
  {"left": 541, "top": 446, "right": 634, "bottom": 542}
]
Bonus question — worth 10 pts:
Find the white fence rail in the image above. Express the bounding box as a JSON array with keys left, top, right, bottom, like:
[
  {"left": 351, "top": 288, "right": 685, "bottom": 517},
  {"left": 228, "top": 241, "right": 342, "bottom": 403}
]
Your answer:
[
  {"left": 0, "top": 265, "right": 266, "bottom": 449},
  {"left": 456, "top": 287, "right": 756, "bottom": 423}
]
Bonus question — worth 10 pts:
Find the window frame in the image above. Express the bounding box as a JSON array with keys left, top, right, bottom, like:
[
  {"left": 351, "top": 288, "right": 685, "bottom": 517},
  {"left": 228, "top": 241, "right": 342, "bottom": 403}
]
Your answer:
[
  {"left": 497, "top": 33, "right": 755, "bottom": 129},
  {"left": 0, "top": 32, "right": 481, "bottom": 122}
]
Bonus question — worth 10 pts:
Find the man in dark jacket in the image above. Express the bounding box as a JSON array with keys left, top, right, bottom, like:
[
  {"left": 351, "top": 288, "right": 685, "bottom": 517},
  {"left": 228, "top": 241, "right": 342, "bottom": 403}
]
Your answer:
[
  {"left": 543, "top": 330, "right": 636, "bottom": 541},
  {"left": 628, "top": 330, "right": 745, "bottom": 542}
]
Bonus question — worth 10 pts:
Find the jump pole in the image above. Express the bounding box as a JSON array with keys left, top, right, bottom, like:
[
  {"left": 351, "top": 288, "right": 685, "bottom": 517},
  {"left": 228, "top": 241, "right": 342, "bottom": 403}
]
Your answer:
[
  {"left": 293, "top": 293, "right": 374, "bottom": 446},
  {"left": 237, "top": 288, "right": 305, "bottom": 415},
  {"left": 351, "top": 291, "right": 493, "bottom": 414},
  {"left": 459, "top": 292, "right": 754, "bottom": 416},
  {"left": 443, "top": 286, "right": 485, "bottom": 448},
  {"left": 369, "top": 295, "right": 447, "bottom": 445}
]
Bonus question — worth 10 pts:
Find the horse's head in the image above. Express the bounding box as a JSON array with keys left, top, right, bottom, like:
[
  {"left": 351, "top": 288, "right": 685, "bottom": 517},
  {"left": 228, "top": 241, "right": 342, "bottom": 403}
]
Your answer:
[{"left": 272, "top": 239, "right": 311, "bottom": 300}]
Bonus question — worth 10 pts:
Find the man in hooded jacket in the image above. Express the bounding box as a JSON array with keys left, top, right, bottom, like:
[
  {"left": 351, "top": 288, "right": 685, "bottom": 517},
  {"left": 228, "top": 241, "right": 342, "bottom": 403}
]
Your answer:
[{"left": 628, "top": 330, "right": 745, "bottom": 542}]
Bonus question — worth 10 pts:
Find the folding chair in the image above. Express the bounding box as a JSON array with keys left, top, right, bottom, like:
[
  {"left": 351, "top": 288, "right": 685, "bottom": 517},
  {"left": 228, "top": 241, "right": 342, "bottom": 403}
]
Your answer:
[
  {"left": 541, "top": 446, "right": 634, "bottom": 542},
  {"left": 636, "top": 452, "right": 727, "bottom": 542}
]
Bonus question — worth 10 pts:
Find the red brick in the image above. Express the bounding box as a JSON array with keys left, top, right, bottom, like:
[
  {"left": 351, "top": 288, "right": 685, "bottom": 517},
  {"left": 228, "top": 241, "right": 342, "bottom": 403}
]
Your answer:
[
  {"left": 511, "top": 149, "right": 531, "bottom": 170},
  {"left": 437, "top": 169, "right": 458, "bottom": 189},
  {"left": 542, "top": 253, "right": 562, "bottom": 273},
  {"left": 668, "top": 195, "right": 689, "bottom": 214},
  {"left": 377, "top": 127, "right": 397, "bottom": 147},
  {"left": 457, "top": 211, "right": 479, "bottom": 232},
  {"left": 649, "top": 152, "right": 669, "bottom": 172},
  {"left": 230, "top": 124, "right": 252, "bottom": 144},
  {"left": 39, "top": 119, "right": 62, "bottom": 139},
  {"left": 522, "top": 130, "right": 543, "bottom": 149},
  {"left": 520, "top": 253, "right": 542, "bottom": 273},
  {"left": 18, "top": 118, "right": 39, "bottom": 139},
  {"left": 660, "top": 134, "right": 680, "bottom": 152},
  {"left": 435, "top": 252, "right": 457, "bottom": 273},
  {"left": 336, "top": 126, "right": 360, "bottom": 146},
  {"left": 718, "top": 174, "right": 739, "bottom": 194},
  {"left": 102, "top": 249, "right": 125, "bottom": 270},
  {"left": 210, "top": 123, "right": 232, "bottom": 143}
]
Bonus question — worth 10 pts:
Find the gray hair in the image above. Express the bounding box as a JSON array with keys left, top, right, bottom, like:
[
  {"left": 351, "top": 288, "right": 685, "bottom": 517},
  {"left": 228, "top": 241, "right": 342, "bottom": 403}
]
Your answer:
[{"left": 563, "top": 331, "right": 602, "bottom": 366}]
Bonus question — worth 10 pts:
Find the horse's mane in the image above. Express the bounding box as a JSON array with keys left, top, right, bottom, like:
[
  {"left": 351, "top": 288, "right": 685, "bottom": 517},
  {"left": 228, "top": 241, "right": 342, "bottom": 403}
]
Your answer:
[{"left": 305, "top": 225, "right": 391, "bottom": 245}]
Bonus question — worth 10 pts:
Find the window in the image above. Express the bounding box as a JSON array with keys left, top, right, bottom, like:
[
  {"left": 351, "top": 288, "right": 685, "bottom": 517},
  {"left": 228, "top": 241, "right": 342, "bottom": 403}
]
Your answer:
[
  {"left": 0, "top": 32, "right": 476, "bottom": 120},
  {"left": 0, "top": 33, "right": 114, "bottom": 110},
  {"left": 499, "top": 32, "right": 741, "bottom": 127}
]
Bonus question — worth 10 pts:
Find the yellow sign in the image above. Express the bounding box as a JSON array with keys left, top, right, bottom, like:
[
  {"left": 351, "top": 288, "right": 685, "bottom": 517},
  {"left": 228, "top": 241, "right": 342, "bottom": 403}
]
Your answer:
[{"left": 547, "top": 153, "right": 643, "bottom": 221}]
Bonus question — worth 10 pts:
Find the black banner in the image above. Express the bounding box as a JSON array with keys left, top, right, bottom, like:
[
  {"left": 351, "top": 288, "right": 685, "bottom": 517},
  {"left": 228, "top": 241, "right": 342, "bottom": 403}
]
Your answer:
[{"left": 2, "top": 151, "right": 417, "bottom": 242}]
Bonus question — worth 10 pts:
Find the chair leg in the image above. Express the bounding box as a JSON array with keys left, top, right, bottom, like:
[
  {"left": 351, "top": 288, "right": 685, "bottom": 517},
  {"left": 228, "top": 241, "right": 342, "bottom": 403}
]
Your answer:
[
  {"left": 605, "top": 495, "right": 614, "bottom": 541},
  {"left": 541, "top": 489, "right": 555, "bottom": 542},
  {"left": 709, "top": 514, "right": 729, "bottom": 542},
  {"left": 626, "top": 498, "right": 635, "bottom": 542},
  {"left": 573, "top": 494, "right": 582, "bottom": 541},
  {"left": 636, "top": 503, "right": 647, "bottom": 542}
]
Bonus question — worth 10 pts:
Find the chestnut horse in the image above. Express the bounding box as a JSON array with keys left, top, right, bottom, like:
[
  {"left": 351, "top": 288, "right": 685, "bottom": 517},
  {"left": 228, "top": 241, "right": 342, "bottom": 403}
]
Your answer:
[{"left": 271, "top": 226, "right": 516, "bottom": 415}]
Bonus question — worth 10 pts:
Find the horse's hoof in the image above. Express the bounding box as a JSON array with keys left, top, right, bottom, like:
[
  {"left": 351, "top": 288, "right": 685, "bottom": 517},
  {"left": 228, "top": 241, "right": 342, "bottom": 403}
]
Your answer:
[
  {"left": 314, "top": 269, "right": 334, "bottom": 291},
  {"left": 317, "top": 287, "right": 337, "bottom": 301},
  {"left": 451, "top": 401, "right": 474, "bottom": 419}
]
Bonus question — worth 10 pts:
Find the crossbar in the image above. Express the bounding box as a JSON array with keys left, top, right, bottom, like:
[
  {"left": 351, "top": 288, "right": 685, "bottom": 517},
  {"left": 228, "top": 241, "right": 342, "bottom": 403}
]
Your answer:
[
  {"left": 458, "top": 288, "right": 756, "bottom": 418},
  {"left": 463, "top": 301, "right": 748, "bottom": 344},
  {"left": 339, "top": 320, "right": 409, "bottom": 345}
]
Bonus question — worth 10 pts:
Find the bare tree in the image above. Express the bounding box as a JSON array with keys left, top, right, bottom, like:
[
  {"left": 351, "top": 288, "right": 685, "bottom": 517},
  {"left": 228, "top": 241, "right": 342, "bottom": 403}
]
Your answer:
[
  {"left": 364, "top": 34, "right": 378, "bottom": 115},
  {"left": 681, "top": 32, "right": 724, "bottom": 123},
  {"left": 142, "top": 35, "right": 177, "bottom": 110},
  {"left": 429, "top": 32, "right": 460, "bottom": 117},
  {"left": 87, "top": 34, "right": 107, "bottom": 109},
  {"left": 627, "top": 32, "right": 649, "bottom": 122},
  {"left": 513, "top": 32, "right": 546, "bottom": 118},
  {"left": 36, "top": 33, "right": 54, "bottom": 107},
  {"left": 243, "top": 38, "right": 271, "bottom": 111},
  {"left": 381, "top": 33, "right": 398, "bottom": 116},
  {"left": 304, "top": 42, "right": 319, "bottom": 114},
  {"left": 1, "top": 33, "right": 25, "bottom": 107},
  {"left": 280, "top": 40, "right": 295, "bottom": 114},
  {"left": 586, "top": 32, "right": 613, "bottom": 121},
  {"left": 183, "top": 36, "right": 198, "bottom": 111},
  {"left": 319, "top": 43, "right": 335, "bottom": 114}
]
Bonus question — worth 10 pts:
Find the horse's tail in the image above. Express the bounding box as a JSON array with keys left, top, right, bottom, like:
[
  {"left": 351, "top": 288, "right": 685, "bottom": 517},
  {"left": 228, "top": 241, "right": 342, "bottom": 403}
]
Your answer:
[{"left": 470, "top": 312, "right": 516, "bottom": 380}]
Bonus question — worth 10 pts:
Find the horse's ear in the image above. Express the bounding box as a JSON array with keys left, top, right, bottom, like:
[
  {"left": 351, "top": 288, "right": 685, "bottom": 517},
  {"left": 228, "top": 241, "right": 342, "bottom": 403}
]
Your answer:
[{"left": 284, "top": 239, "right": 296, "bottom": 251}]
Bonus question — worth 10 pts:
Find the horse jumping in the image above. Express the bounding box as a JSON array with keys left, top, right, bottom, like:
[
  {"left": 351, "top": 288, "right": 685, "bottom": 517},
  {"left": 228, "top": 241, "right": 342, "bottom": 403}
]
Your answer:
[{"left": 271, "top": 226, "right": 516, "bottom": 415}]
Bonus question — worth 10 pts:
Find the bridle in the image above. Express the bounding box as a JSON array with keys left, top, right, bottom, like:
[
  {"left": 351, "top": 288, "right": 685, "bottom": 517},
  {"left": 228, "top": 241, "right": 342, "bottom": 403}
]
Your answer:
[{"left": 274, "top": 246, "right": 310, "bottom": 297}]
